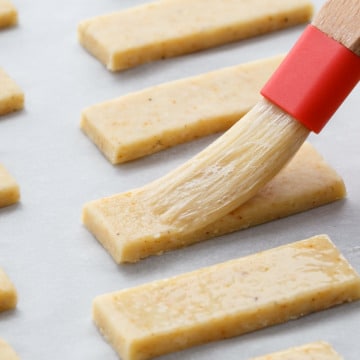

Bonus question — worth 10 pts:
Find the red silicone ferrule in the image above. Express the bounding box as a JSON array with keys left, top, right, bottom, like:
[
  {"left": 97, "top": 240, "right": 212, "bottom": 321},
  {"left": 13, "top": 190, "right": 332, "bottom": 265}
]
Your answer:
[{"left": 261, "top": 25, "right": 360, "bottom": 133}]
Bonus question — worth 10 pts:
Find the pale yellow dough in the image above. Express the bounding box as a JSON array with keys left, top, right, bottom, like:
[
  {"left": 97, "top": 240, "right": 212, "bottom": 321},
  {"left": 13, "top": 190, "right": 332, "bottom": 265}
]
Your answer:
[
  {"left": 93, "top": 235, "right": 360, "bottom": 360},
  {"left": 83, "top": 142, "right": 346, "bottom": 263},
  {"left": 0, "top": 69, "right": 24, "bottom": 116},
  {"left": 0, "top": 268, "right": 17, "bottom": 312},
  {"left": 0, "top": 0, "right": 17, "bottom": 28},
  {"left": 0, "top": 164, "right": 20, "bottom": 208},
  {"left": 0, "top": 339, "right": 19, "bottom": 360},
  {"left": 251, "top": 342, "right": 343, "bottom": 360},
  {"left": 81, "top": 55, "right": 284, "bottom": 164},
  {"left": 78, "top": 0, "right": 313, "bottom": 71}
]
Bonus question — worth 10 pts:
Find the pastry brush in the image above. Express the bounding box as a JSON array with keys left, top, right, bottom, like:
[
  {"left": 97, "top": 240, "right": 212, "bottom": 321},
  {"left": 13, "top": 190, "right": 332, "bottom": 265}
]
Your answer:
[{"left": 141, "top": 0, "right": 360, "bottom": 235}]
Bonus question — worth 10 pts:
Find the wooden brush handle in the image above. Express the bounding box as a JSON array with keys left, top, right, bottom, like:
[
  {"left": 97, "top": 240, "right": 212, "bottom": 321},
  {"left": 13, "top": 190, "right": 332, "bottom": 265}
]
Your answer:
[
  {"left": 313, "top": 0, "right": 360, "bottom": 56},
  {"left": 261, "top": 0, "right": 360, "bottom": 133}
]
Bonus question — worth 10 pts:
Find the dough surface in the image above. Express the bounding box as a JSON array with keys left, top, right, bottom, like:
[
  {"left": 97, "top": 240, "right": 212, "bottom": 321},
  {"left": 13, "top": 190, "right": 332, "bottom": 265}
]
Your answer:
[
  {"left": 81, "top": 55, "right": 283, "bottom": 164},
  {"left": 0, "top": 68, "right": 24, "bottom": 116},
  {"left": 0, "top": 0, "right": 17, "bottom": 28},
  {"left": 0, "top": 339, "right": 19, "bottom": 360},
  {"left": 83, "top": 143, "right": 346, "bottom": 263},
  {"left": 78, "top": 0, "right": 313, "bottom": 71},
  {"left": 93, "top": 235, "right": 360, "bottom": 360},
  {"left": 0, "top": 339, "right": 20, "bottom": 360},
  {"left": 0, "top": 164, "right": 20, "bottom": 208},
  {"left": 251, "top": 341, "right": 343, "bottom": 359},
  {"left": 0, "top": 268, "right": 17, "bottom": 312}
]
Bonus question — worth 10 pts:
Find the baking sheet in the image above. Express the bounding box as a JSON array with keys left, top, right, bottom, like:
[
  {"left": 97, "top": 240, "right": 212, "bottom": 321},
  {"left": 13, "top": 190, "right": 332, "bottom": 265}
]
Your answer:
[{"left": 0, "top": 0, "right": 359, "bottom": 358}]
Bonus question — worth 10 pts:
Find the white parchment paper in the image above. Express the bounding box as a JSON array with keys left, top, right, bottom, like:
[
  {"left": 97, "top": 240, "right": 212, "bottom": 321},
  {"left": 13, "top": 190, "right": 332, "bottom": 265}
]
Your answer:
[{"left": 0, "top": 0, "right": 359, "bottom": 358}]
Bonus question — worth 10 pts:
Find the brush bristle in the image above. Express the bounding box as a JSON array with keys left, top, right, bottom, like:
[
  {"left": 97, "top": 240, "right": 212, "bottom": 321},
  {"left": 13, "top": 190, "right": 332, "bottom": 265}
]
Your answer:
[
  {"left": 313, "top": 0, "right": 360, "bottom": 55},
  {"left": 142, "top": 100, "right": 309, "bottom": 233}
]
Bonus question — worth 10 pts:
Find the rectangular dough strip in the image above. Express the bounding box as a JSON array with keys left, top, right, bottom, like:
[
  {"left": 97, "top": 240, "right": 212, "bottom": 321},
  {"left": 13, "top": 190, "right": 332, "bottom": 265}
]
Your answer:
[
  {"left": 93, "top": 235, "right": 360, "bottom": 360},
  {"left": 83, "top": 142, "right": 346, "bottom": 263},
  {"left": 0, "top": 164, "right": 20, "bottom": 208},
  {"left": 251, "top": 341, "right": 343, "bottom": 359},
  {"left": 0, "top": 268, "right": 17, "bottom": 312},
  {"left": 0, "top": 0, "right": 17, "bottom": 28},
  {"left": 78, "top": 0, "right": 313, "bottom": 71},
  {"left": 0, "top": 68, "right": 24, "bottom": 116},
  {"left": 81, "top": 55, "right": 284, "bottom": 164}
]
